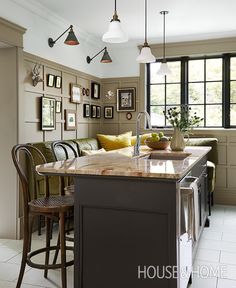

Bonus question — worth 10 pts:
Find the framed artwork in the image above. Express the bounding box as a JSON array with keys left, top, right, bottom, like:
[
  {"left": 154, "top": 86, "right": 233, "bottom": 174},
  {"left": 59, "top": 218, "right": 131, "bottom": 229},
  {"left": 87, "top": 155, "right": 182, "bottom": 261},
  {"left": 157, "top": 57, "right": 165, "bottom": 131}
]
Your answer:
[
  {"left": 47, "top": 74, "right": 55, "bottom": 87},
  {"left": 55, "top": 76, "right": 62, "bottom": 89},
  {"left": 91, "top": 105, "right": 97, "bottom": 118},
  {"left": 86, "top": 88, "right": 90, "bottom": 96},
  {"left": 41, "top": 97, "right": 56, "bottom": 130},
  {"left": 70, "top": 83, "right": 81, "bottom": 103},
  {"left": 65, "top": 109, "right": 77, "bottom": 130},
  {"left": 96, "top": 106, "right": 101, "bottom": 119},
  {"left": 83, "top": 104, "right": 90, "bottom": 118},
  {"left": 91, "top": 82, "right": 100, "bottom": 99},
  {"left": 56, "top": 101, "right": 61, "bottom": 113},
  {"left": 117, "top": 88, "right": 136, "bottom": 112},
  {"left": 126, "top": 112, "right": 132, "bottom": 120},
  {"left": 104, "top": 106, "right": 114, "bottom": 119}
]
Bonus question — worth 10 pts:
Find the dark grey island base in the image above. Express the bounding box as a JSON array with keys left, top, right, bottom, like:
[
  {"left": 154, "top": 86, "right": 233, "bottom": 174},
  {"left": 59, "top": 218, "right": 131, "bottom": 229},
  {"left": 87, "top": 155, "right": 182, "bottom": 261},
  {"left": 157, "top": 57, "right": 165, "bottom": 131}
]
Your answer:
[{"left": 74, "top": 155, "right": 208, "bottom": 288}]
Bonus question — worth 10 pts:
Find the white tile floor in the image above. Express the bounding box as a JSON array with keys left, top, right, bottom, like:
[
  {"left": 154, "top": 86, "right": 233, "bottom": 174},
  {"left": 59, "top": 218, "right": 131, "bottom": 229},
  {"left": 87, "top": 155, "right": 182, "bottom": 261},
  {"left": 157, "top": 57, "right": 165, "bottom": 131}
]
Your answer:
[{"left": 0, "top": 205, "right": 236, "bottom": 288}]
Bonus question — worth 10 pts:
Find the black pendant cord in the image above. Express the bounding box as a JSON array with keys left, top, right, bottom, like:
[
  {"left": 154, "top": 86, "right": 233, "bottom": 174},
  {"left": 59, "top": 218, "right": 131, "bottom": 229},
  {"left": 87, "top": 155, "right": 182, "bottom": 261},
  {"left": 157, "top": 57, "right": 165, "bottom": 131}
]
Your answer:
[
  {"left": 163, "top": 12, "right": 166, "bottom": 60},
  {"left": 144, "top": 0, "right": 147, "bottom": 44},
  {"left": 115, "top": 0, "right": 117, "bottom": 13}
]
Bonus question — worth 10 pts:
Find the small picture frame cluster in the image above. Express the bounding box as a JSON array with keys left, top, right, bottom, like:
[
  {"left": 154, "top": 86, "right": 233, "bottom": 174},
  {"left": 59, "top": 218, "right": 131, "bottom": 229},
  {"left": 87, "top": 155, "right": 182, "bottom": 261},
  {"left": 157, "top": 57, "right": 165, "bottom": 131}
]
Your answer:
[
  {"left": 83, "top": 104, "right": 101, "bottom": 119},
  {"left": 117, "top": 88, "right": 136, "bottom": 112},
  {"left": 47, "top": 74, "right": 62, "bottom": 89}
]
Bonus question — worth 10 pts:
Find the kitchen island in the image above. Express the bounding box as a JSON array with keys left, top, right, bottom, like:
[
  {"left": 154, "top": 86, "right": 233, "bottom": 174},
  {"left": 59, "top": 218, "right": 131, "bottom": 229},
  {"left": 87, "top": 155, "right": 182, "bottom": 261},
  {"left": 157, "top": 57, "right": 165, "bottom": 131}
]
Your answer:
[{"left": 37, "top": 146, "right": 211, "bottom": 288}]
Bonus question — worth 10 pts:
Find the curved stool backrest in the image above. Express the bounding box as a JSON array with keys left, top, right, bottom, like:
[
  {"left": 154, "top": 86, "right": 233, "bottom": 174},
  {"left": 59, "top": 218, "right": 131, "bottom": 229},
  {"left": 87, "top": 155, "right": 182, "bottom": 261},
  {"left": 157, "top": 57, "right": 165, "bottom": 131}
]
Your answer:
[{"left": 52, "top": 141, "right": 78, "bottom": 161}]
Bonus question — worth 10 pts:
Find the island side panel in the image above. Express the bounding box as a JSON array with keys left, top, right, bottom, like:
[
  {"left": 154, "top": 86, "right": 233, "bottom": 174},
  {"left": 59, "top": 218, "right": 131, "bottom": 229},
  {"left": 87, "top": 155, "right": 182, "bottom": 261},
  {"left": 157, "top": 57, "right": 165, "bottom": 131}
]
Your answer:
[{"left": 74, "top": 176, "right": 178, "bottom": 288}]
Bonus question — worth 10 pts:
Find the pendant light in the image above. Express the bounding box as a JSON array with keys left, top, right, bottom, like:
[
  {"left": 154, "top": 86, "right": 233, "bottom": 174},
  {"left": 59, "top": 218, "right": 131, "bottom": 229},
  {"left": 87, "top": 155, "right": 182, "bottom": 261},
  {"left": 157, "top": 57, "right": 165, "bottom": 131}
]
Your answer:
[
  {"left": 136, "top": 0, "right": 155, "bottom": 63},
  {"left": 157, "top": 11, "right": 172, "bottom": 75},
  {"left": 102, "top": 0, "right": 128, "bottom": 43}
]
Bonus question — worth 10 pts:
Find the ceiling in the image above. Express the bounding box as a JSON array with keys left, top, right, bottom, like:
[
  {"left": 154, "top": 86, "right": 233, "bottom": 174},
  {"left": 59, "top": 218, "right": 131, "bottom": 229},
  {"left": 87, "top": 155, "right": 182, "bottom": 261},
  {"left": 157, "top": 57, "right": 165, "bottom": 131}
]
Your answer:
[{"left": 36, "top": 0, "right": 236, "bottom": 44}]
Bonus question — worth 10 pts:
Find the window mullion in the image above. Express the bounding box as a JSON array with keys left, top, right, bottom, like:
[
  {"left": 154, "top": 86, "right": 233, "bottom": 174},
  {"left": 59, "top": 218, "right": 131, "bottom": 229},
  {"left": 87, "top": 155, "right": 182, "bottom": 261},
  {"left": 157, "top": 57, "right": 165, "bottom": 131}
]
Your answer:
[
  {"left": 181, "top": 57, "right": 188, "bottom": 105},
  {"left": 223, "top": 54, "right": 230, "bottom": 128}
]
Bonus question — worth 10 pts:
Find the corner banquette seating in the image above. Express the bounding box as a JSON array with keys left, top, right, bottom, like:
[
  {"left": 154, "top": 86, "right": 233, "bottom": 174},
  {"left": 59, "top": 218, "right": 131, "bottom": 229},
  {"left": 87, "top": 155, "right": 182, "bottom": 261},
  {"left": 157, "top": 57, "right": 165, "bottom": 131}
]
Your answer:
[{"left": 29, "top": 136, "right": 218, "bottom": 215}]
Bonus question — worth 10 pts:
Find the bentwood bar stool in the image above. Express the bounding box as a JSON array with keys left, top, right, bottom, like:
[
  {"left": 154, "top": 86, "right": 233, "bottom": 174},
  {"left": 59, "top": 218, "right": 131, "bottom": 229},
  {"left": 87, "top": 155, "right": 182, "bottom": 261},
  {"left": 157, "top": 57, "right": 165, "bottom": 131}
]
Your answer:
[{"left": 12, "top": 144, "right": 74, "bottom": 288}]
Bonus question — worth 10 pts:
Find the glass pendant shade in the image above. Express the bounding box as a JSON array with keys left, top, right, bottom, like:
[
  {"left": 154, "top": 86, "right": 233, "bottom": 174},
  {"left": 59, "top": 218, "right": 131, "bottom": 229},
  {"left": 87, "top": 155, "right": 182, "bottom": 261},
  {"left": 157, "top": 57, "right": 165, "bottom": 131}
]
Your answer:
[
  {"left": 100, "top": 49, "right": 112, "bottom": 63},
  {"left": 136, "top": 45, "right": 156, "bottom": 63},
  {"left": 102, "top": 20, "right": 128, "bottom": 43},
  {"left": 157, "top": 62, "right": 172, "bottom": 76},
  {"left": 64, "top": 28, "right": 79, "bottom": 45}
]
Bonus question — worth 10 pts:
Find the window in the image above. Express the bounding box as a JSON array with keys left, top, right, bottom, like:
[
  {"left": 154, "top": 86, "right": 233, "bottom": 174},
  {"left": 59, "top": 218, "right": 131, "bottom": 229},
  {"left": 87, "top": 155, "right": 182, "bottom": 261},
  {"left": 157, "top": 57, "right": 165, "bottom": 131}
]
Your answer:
[{"left": 147, "top": 54, "right": 236, "bottom": 128}]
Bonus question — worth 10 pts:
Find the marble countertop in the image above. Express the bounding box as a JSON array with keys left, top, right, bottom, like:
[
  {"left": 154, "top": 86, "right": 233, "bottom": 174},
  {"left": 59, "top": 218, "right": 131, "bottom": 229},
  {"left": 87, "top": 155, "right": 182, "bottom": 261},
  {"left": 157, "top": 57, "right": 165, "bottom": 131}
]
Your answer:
[{"left": 36, "top": 146, "right": 211, "bottom": 180}]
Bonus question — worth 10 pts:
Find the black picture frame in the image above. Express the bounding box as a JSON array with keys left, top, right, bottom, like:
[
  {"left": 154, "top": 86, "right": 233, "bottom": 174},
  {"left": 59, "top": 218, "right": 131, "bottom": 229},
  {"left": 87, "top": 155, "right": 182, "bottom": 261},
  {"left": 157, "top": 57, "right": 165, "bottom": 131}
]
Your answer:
[
  {"left": 104, "top": 106, "right": 114, "bottom": 119},
  {"left": 55, "top": 76, "right": 62, "bottom": 89},
  {"left": 91, "top": 105, "right": 97, "bottom": 118},
  {"left": 117, "top": 88, "right": 136, "bottom": 112},
  {"left": 41, "top": 96, "right": 56, "bottom": 130},
  {"left": 83, "top": 104, "right": 90, "bottom": 118},
  {"left": 56, "top": 101, "right": 61, "bottom": 113},
  {"left": 96, "top": 106, "right": 101, "bottom": 119},
  {"left": 91, "top": 82, "right": 100, "bottom": 99},
  {"left": 47, "top": 74, "right": 55, "bottom": 87}
]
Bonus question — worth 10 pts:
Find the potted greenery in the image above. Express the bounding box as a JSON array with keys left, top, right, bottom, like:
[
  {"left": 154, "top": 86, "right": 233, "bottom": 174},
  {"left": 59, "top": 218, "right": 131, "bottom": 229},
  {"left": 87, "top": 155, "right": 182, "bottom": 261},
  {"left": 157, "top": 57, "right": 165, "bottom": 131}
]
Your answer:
[{"left": 163, "top": 106, "right": 203, "bottom": 151}]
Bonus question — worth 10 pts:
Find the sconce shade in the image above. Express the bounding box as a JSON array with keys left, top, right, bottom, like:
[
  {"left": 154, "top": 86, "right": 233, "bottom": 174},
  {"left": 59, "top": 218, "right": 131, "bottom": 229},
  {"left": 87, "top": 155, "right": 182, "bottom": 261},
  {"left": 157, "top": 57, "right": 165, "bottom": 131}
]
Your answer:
[
  {"left": 136, "top": 45, "right": 156, "bottom": 63},
  {"left": 157, "top": 62, "right": 172, "bottom": 76},
  {"left": 48, "top": 25, "right": 79, "bottom": 48},
  {"left": 103, "top": 20, "right": 128, "bottom": 43},
  {"left": 64, "top": 28, "right": 79, "bottom": 45},
  {"left": 101, "top": 49, "right": 112, "bottom": 63}
]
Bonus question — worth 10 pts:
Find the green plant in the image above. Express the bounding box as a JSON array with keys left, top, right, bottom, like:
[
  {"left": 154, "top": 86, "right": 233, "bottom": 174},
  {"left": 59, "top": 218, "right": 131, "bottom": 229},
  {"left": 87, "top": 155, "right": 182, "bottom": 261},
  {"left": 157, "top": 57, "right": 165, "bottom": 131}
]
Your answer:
[{"left": 163, "top": 106, "right": 203, "bottom": 132}]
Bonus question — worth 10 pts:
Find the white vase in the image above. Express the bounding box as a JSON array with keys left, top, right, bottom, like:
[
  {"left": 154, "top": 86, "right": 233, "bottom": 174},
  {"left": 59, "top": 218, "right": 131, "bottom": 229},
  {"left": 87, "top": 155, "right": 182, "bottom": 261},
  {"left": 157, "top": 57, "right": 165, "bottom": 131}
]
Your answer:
[{"left": 170, "top": 127, "right": 185, "bottom": 151}]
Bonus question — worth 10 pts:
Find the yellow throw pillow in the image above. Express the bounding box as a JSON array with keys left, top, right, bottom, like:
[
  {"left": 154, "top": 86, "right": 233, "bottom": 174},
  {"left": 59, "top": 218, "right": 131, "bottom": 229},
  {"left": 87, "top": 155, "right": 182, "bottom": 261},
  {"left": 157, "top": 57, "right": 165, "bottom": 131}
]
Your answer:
[
  {"left": 131, "top": 133, "right": 152, "bottom": 146},
  {"left": 97, "top": 131, "right": 132, "bottom": 151},
  {"left": 81, "top": 148, "right": 106, "bottom": 156}
]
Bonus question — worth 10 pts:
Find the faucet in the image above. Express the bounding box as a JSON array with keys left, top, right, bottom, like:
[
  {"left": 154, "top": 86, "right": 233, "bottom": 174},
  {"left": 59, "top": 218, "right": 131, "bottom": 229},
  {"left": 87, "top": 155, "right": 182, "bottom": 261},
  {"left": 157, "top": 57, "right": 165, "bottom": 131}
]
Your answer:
[{"left": 133, "top": 111, "right": 152, "bottom": 156}]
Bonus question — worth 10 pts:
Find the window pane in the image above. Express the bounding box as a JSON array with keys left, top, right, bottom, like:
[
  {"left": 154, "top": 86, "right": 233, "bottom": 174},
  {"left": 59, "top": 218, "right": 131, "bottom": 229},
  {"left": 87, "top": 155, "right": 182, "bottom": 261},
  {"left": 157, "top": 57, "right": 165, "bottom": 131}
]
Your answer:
[
  {"left": 205, "top": 105, "right": 222, "bottom": 126},
  {"left": 165, "top": 61, "right": 181, "bottom": 83},
  {"left": 230, "top": 81, "right": 236, "bottom": 103},
  {"left": 166, "top": 84, "right": 181, "bottom": 105},
  {"left": 189, "top": 60, "right": 204, "bottom": 82},
  {"left": 150, "top": 85, "right": 165, "bottom": 105},
  {"left": 230, "top": 104, "right": 236, "bottom": 126},
  {"left": 206, "top": 82, "right": 222, "bottom": 103},
  {"left": 206, "top": 58, "right": 222, "bottom": 81},
  {"left": 231, "top": 57, "right": 236, "bottom": 80},
  {"left": 189, "top": 105, "right": 204, "bottom": 126},
  {"left": 150, "top": 62, "right": 164, "bottom": 84},
  {"left": 150, "top": 106, "right": 165, "bottom": 126},
  {"left": 189, "top": 83, "right": 204, "bottom": 104}
]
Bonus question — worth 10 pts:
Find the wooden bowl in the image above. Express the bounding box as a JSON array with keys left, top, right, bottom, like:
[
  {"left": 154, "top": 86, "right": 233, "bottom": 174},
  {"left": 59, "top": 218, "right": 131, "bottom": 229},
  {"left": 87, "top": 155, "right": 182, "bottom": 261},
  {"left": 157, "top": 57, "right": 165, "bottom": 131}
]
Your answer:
[{"left": 145, "top": 138, "right": 170, "bottom": 150}]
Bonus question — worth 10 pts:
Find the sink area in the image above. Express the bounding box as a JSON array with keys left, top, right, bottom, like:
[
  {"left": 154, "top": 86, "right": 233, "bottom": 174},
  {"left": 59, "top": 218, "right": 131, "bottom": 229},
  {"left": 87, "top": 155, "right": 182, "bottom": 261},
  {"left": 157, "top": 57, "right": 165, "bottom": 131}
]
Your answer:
[{"left": 141, "top": 152, "right": 191, "bottom": 160}]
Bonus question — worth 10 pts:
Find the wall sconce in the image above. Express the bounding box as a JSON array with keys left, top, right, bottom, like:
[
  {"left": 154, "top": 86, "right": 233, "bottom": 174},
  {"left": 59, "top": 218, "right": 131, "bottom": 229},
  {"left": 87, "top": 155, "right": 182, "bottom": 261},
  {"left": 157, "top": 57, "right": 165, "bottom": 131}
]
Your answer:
[
  {"left": 86, "top": 47, "right": 112, "bottom": 64},
  {"left": 48, "top": 25, "right": 79, "bottom": 48}
]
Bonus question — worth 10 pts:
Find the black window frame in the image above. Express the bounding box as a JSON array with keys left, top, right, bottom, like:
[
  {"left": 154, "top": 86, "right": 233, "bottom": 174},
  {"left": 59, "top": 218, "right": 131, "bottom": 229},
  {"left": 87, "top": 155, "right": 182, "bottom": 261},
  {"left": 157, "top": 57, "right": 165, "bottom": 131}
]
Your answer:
[{"left": 146, "top": 53, "right": 236, "bottom": 129}]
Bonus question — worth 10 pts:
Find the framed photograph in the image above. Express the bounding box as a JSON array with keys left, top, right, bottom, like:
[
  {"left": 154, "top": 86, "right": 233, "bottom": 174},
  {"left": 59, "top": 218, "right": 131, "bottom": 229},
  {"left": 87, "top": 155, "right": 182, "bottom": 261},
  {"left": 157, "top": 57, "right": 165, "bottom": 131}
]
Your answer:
[
  {"left": 117, "top": 88, "right": 136, "bottom": 112},
  {"left": 55, "top": 76, "right": 62, "bottom": 89},
  {"left": 70, "top": 83, "right": 81, "bottom": 103},
  {"left": 126, "top": 112, "right": 132, "bottom": 120},
  {"left": 41, "top": 97, "right": 56, "bottom": 130},
  {"left": 91, "top": 82, "right": 100, "bottom": 99},
  {"left": 96, "top": 106, "right": 101, "bottom": 119},
  {"left": 86, "top": 88, "right": 90, "bottom": 96},
  {"left": 83, "top": 104, "right": 90, "bottom": 118},
  {"left": 47, "top": 74, "right": 55, "bottom": 87},
  {"left": 91, "top": 105, "right": 97, "bottom": 118},
  {"left": 56, "top": 101, "right": 61, "bottom": 113},
  {"left": 65, "top": 109, "right": 77, "bottom": 130},
  {"left": 104, "top": 106, "right": 114, "bottom": 119}
]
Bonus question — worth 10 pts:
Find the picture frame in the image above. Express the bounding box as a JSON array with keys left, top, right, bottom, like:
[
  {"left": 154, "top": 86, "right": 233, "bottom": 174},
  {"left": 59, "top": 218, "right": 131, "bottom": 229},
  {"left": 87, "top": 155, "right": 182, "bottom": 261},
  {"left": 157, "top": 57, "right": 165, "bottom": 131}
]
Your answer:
[
  {"left": 70, "top": 83, "right": 81, "bottom": 104},
  {"left": 56, "top": 101, "right": 61, "bottom": 113},
  {"left": 47, "top": 74, "right": 55, "bottom": 87},
  {"left": 65, "top": 109, "right": 77, "bottom": 130},
  {"left": 96, "top": 106, "right": 101, "bottom": 119},
  {"left": 126, "top": 112, "right": 132, "bottom": 120},
  {"left": 117, "top": 88, "right": 136, "bottom": 112},
  {"left": 104, "top": 106, "right": 114, "bottom": 119},
  {"left": 83, "top": 104, "right": 90, "bottom": 118},
  {"left": 55, "top": 76, "right": 62, "bottom": 89},
  {"left": 91, "top": 105, "right": 97, "bottom": 118},
  {"left": 91, "top": 82, "right": 100, "bottom": 99},
  {"left": 41, "top": 97, "right": 56, "bottom": 130}
]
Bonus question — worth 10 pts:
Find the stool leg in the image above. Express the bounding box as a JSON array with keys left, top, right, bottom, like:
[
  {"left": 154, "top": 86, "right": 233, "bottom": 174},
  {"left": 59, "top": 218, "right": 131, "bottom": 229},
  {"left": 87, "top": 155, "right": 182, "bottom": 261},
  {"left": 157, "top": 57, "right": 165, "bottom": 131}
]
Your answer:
[
  {"left": 44, "top": 217, "right": 51, "bottom": 278},
  {"left": 60, "top": 212, "right": 67, "bottom": 288},
  {"left": 16, "top": 217, "right": 30, "bottom": 288},
  {"left": 52, "top": 231, "right": 60, "bottom": 265}
]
